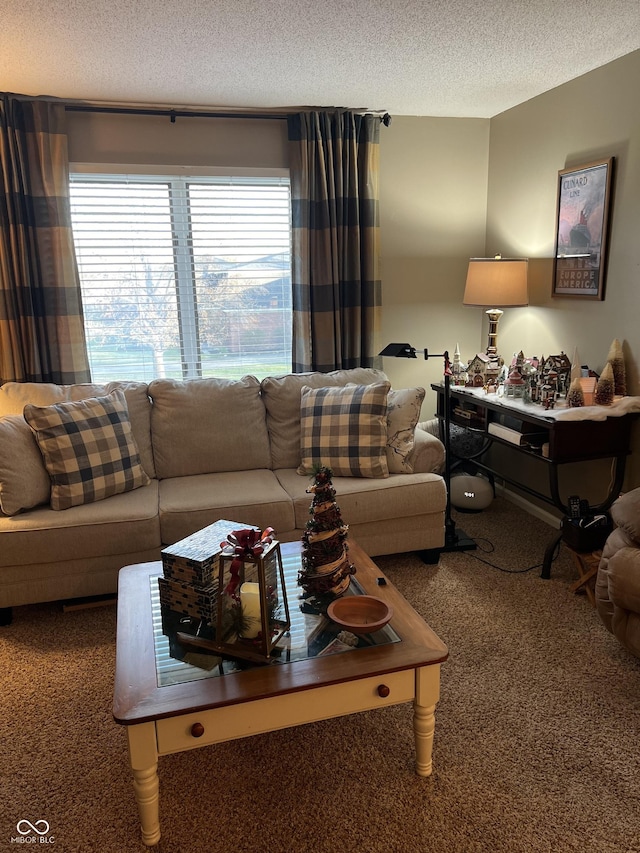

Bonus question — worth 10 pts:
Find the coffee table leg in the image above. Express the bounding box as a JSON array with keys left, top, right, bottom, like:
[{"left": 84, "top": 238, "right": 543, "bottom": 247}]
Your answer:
[
  {"left": 414, "top": 665, "right": 441, "bottom": 777},
  {"left": 127, "top": 722, "right": 161, "bottom": 846}
]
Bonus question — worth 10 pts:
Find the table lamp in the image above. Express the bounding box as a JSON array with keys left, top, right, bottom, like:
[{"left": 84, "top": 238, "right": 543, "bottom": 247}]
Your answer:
[{"left": 463, "top": 255, "right": 528, "bottom": 359}]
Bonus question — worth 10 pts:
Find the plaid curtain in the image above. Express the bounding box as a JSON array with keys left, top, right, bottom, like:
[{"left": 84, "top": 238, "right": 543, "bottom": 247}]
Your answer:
[
  {"left": 287, "top": 110, "right": 381, "bottom": 372},
  {"left": 0, "top": 94, "right": 90, "bottom": 383}
]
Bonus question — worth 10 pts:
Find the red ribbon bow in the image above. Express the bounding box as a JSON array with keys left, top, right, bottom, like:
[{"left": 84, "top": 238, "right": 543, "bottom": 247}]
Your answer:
[{"left": 222, "top": 528, "right": 275, "bottom": 595}]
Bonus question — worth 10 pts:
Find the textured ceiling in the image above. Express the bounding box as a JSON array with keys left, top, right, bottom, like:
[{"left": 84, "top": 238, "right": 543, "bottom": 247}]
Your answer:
[{"left": 1, "top": 0, "right": 639, "bottom": 118}]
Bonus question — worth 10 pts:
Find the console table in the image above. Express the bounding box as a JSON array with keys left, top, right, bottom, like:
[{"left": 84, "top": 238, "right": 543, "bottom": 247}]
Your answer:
[{"left": 430, "top": 384, "right": 639, "bottom": 577}]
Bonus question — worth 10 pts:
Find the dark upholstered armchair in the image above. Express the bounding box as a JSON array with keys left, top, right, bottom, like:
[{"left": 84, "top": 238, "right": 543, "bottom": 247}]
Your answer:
[{"left": 596, "top": 488, "right": 640, "bottom": 658}]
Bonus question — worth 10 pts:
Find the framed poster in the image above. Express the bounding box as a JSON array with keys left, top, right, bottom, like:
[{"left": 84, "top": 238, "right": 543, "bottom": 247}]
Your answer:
[{"left": 552, "top": 157, "right": 614, "bottom": 300}]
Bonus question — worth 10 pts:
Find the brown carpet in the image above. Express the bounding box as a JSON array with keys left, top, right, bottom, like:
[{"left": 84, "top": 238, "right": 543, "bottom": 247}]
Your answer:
[{"left": 2, "top": 498, "right": 639, "bottom": 853}]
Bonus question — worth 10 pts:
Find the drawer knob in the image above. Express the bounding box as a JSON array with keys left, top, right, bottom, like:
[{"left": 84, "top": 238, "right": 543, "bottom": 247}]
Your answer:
[
  {"left": 377, "top": 684, "right": 390, "bottom": 698},
  {"left": 190, "top": 722, "right": 205, "bottom": 738}
]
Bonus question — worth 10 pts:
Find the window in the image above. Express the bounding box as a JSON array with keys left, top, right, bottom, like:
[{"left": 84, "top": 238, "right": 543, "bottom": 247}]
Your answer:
[{"left": 69, "top": 172, "right": 292, "bottom": 382}]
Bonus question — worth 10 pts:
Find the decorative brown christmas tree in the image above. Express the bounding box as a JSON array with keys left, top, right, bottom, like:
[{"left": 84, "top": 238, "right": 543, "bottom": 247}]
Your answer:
[
  {"left": 595, "top": 362, "right": 615, "bottom": 406},
  {"left": 297, "top": 466, "right": 355, "bottom": 603},
  {"left": 607, "top": 338, "right": 626, "bottom": 397},
  {"left": 567, "top": 377, "right": 585, "bottom": 407}
]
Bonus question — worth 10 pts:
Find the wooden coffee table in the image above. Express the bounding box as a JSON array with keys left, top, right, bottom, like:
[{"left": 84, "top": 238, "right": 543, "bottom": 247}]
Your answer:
[{"left": 113, "top": 540, "right": 448, "bottom": 846}]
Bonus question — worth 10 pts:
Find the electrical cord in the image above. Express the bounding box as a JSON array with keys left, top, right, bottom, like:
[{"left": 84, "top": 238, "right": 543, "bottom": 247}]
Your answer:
[{"left": 460, "top": 535, "right": 562, "bottom": 574}]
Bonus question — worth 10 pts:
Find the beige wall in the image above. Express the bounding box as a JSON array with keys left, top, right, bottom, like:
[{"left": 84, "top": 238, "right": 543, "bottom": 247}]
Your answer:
[
  {"left": 486, "top": 49, "right": 640, "bottom": 492},
  {"left": 379, "top": 116, "right": 490, "bottom": 401}
]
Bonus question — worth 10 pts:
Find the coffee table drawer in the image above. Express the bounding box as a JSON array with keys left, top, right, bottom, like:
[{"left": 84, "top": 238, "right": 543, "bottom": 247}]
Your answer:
[{"left": 156, "top": 669, "right": 415, "bottom": 755}]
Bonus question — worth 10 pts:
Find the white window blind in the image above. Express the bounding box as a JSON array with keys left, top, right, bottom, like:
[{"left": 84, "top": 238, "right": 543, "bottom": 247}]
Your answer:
[{"left": 69, "top": 174, "right": 292, "bottom": 382}]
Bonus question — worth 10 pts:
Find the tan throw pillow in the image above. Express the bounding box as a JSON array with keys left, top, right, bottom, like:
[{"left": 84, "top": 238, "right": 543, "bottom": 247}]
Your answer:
[
  {"left": 23, "top": 390, "right": 150, "bottom": 511},
  {"left": 298, "top": 383, "right": 390, "bottom": 478},
  {"left": 0, "top": 415, "right": 51, "bottom": 516},
  {"left": 386, "top": 387, "right": 426, "bottom": 473}
]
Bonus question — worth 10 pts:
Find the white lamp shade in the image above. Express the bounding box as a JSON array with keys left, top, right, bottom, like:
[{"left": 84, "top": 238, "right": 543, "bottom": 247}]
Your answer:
[{"left": 463, "top": 257, "right": 529, "bottom": 307}]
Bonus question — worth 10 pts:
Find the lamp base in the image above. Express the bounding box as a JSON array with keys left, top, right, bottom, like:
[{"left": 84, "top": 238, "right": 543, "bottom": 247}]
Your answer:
[
  {"left": 484, "top": 307, "right": 503, "bottom": 359},
  {"left": 419, "top": 525, "right": 477, "bottom": 564}
]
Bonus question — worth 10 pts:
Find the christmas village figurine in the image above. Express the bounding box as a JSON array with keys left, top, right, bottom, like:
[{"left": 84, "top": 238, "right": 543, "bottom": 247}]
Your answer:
[
  {"left": 503, "top": 366, "right": 526, "bottom": 399},
  {"left": 451, "top": 343, "right": 501, "bottom": 389},
  {"left": 449, "top": 340, "right": 627, "bottom": 409},
  {"left": 595, "top": 362, "right": 615, "bottom": 405},
  {"left": 466, "top": 353, "right": 503, "bottom": 388},
  {"left": 567, "top": 378, "right": 585, "bottom": 407},
  {"left": 451, "top": 344, "right": 468, "bottom": 386},
  {"left": 607, "top": 339, "right": 626, "bottom": 396},
  {"left": 297, "top": 466, "right": 355, "bottom": 606},
  {"left": 539, "top": 353, "right": 571, "bottom": 395},
  {"left": 564, "top": 340, "right": 626, "bottom": 407}
]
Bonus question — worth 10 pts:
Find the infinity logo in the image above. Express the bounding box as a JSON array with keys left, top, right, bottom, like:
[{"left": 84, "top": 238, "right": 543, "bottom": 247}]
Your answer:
[{"left": 16, "top": 820, "right": 50, "bottom": 836}]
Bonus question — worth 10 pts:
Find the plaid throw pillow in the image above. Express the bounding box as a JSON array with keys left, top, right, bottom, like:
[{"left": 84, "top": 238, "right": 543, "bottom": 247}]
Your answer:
[
  {"left": 298, "top": 383, "right": 391, "bottom": 478},
  {"left": 24, "top": 390, "right": 150, "bottom": 511}
]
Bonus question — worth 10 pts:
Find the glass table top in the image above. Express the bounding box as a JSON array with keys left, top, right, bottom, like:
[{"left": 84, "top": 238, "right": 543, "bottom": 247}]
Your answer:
[{"left": 152, "top": 547, "right": 400, "bottom": 688}]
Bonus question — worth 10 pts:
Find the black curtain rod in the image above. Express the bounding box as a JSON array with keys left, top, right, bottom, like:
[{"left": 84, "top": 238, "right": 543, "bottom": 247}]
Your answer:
[
  {"left": 65, "top": 105, "right": 287, "bottom": 121},
  {"left": 64, "top": 104, "right": 392, "bottom": 125}
]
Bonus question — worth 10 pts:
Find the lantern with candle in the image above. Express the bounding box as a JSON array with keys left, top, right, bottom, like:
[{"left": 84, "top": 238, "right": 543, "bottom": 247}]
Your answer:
[{"left": 212, "top": 527, "right": 290, "bottom": 664}]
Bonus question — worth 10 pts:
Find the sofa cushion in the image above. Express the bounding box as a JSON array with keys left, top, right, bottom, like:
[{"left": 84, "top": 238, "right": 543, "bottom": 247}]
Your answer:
[
  {"left": 24, "top": 390, "right": 150, "bottom": 511},
  {"left": 261, "top": 368, "right": 388, "bottom": 470},
  {"left": 149, "top": 376, "right": 271, "bottom": 479},
  {"left": 0, "top": 415, "right": 51, "bottom": 516},
  {"left": 298, "top": 382, "right": 391, "bottom": 478},
  {"left": 276, "top": 467, "right": 447, "bottom": 528},
  {"left": 0, "top": 380, "right": 155, "bottom": 478},
  {"left": 0, "top": 481, "right": 160, "bottom": 566},
  {"left": 158, "top": 470, "right": 296, "bottom": 544},
  {"left": 386, "top": 387, "right": 426, "bottom": 473}
]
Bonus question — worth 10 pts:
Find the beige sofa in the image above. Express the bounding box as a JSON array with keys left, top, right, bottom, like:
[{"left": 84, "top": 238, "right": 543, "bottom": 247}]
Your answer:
[
  {"left": 0, "top": 368, "right": 446, "bottom": 621},
  {"left": 596, "top": 488, "right": 640, "bottom": 658}
]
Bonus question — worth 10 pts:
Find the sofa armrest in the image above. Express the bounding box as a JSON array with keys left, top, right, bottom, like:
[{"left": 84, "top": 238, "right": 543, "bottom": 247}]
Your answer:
[
  {"left": 418, "top": 418, "right": 440, "bottom": 438},
  {"left": 611, "top": 487, "right": 640, "bottom": 546},
  {"left": 408, "top": 425, "right": 445, "bottom": 474},
  {"left": 608, "top": 546, "right": 640, "bottom": 613}
]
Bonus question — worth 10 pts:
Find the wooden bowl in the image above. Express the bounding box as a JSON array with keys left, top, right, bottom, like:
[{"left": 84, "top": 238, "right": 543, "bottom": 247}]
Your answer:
[{"left": 327, "top": 595, "right": 393, "bottom": 635}]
